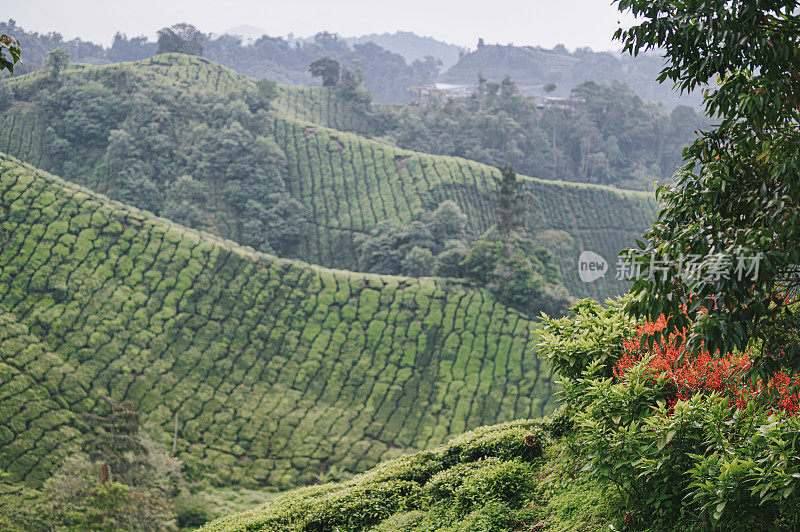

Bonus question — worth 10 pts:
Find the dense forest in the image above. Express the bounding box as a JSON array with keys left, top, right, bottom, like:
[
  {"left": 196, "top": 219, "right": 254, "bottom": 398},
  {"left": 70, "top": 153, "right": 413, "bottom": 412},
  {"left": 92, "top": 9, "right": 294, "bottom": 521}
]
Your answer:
[{"left": 377, "top": 76, "right": 710, "bottom": 190}]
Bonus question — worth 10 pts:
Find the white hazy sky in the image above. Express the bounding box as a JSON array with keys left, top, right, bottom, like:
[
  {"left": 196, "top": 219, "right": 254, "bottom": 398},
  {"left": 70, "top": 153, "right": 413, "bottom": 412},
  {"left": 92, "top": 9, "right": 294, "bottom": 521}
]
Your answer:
[{"left": 5, "top": 0, "right": 638, "bottom": 51}]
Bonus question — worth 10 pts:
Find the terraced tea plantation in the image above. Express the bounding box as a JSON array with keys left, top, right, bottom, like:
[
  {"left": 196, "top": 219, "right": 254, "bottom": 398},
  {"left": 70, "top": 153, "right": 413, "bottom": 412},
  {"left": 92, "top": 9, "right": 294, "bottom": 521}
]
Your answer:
[
  {"left": 0, "top": 153, "right": 553, "bottom": 490},
  {"left": 0, "top": 54, "right": 656, "bottom": 301},
  {"left": 274, "top": 116, "right": 655, "bottom": 298},
  {"left": 273, "top": 85, "right": 375, "bottom": 135}
]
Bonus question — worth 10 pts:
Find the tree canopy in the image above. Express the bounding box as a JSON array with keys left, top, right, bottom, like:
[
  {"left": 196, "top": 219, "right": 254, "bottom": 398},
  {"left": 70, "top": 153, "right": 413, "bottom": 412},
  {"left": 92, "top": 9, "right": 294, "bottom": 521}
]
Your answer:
[
  {"left": 616, "top": 0, "right": 800, "bottom": 377},
  {"left": 308, "top": 56, "right": 341, "bottom": 86},
  {"left": 157, "top": 23, "right": 205, "bottom": 55}
]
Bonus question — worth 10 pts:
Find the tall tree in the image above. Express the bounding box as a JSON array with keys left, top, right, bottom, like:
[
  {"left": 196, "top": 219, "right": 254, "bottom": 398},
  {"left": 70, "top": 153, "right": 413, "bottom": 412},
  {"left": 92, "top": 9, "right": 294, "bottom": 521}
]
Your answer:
[
  {"left": 43, "top": 48, "right": 68, "bottom": 83},
  {"left": 309, "top": 56, "right": 340, "bottom": 87},
  {"left": 157, "top": 23, "right": 205, "bottom": 55},
  {"left": 82, "top": 397, "right": 148, "bottom": 483},
  {"left": 495, "top": 164, "right": 532, "bottom": 247},
  {"left": 616, "top": 0, "right": 800, "bottom": 378}
]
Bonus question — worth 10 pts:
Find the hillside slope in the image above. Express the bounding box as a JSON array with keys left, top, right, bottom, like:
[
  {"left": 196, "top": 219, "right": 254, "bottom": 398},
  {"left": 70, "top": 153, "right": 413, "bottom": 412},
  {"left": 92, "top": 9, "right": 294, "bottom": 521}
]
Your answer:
[
  {"left": 0, "top": 153, "right": 553, "bottom": 491},
  {"left": 0, "top": 54, "right": 656, "bottom": 299},
  {"left": 200, "top": 416, "right": 616, "bottom": 532}
]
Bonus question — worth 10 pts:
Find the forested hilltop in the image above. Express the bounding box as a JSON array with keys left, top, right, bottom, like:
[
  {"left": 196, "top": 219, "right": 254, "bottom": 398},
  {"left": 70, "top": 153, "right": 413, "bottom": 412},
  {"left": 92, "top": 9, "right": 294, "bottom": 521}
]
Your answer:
[
  {"left": 374, "top": 78, "right": 709, "bottom": 190},
  {"left": 0, "top": 53, "right": 656, "bottom": 301}
]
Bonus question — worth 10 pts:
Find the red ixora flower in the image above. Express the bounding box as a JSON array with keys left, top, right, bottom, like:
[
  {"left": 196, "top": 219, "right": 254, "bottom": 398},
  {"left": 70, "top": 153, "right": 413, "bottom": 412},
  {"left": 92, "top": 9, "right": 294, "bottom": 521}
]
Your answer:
[{"left": 615, "top": 315, "right": 800, "bottom": 416}]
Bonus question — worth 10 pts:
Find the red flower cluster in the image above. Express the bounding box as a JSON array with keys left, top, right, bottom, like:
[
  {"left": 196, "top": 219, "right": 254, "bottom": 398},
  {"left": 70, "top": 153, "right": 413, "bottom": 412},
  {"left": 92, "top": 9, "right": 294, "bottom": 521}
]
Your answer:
[{"left": 615, "top": 316, "right": 800, "bottom": 415}]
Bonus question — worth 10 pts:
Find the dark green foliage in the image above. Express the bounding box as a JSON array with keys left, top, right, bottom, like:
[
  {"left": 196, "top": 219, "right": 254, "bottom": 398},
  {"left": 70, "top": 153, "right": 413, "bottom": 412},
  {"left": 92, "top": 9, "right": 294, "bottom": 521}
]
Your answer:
[
  {"left": 5, "top": 54, "right": 303, "bottom": 257},
  {"left": 0, "top": 154, "right": 552, "bottom": 497},
  {"left": 615, "top": 0, "right": 800, "bottom": 376},
  {"left": 308, "top": 56, "right": 340, "bottom": 87},
  {"left": 355, "top": 200, "right": 466, "bottom": 277},
  {"left": 0, "top": 33, "right": 20, "bottom": 74},
  {"left": 495, "top": 164, "right": 529, "bottom": 242},
  {"left": 157, "top": 23, "right": 204, "bottom": 56},
  {"left": 83, "top": 398, "right": 148, "bottom": 484},
  {"left": 0, "top": 79, "right": 12, "bottom": 111},
  {"left": 459, "top": 235, "right": 571, "bottom": 317},
  {"left": 31, "top": 450, "right": 180, "bottom": 531},
  {"left": 43, "top": 49, "right": 69, "bottom": 84},
  {"left": 382, "top": 76, "right": 708, "bottom": 191},
  {"left": 174, "top": 492, "right": 215, "bottom": 528}
]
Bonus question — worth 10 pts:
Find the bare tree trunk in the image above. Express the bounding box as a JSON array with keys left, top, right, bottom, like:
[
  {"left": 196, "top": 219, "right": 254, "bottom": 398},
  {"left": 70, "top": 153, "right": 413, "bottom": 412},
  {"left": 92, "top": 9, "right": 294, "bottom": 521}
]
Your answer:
[{"left": 172, "top": 409, "right": 179, "bottom": 457}]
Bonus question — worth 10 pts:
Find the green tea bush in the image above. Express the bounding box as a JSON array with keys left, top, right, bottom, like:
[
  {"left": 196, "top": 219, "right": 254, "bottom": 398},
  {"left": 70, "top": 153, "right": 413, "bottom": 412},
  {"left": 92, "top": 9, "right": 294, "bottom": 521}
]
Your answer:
[
  {"left": 201, "top": 419, "right": 548, "bottom": 531},
  {"left": 538, "top": 298, "right": 638, "bottom": 380}
]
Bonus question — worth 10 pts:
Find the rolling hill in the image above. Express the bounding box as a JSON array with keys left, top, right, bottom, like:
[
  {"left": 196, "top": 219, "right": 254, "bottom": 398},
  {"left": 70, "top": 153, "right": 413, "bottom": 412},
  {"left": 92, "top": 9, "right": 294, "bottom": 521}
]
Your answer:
[
  {"left": 0, "top": 153, "right": 553, "bottom": 493},
  {"left": 0, "top": 53, "right": 657, "bottom": 301}
]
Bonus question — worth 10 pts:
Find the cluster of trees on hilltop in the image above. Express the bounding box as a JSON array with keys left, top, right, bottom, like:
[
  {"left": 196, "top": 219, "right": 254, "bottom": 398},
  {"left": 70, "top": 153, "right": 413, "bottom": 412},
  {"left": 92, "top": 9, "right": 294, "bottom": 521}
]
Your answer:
[
  {"left": 0, "top": 20, "right": 440, "bottom": 104},
  {"left": 206, "top": 31, "right": 441, "bottom": 103},
  {"left": 374, "top": 76, "right": 709, "bottom": 190},
  {"left": 10, "top": 50, "right": 306, "bottom": 258}
]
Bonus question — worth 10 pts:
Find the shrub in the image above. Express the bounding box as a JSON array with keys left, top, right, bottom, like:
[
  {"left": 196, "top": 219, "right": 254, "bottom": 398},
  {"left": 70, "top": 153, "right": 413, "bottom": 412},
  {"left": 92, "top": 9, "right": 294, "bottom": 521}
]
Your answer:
[
  {"left": 538, "top": 297, "right": 637, "bottom": 381},
  {"left": 569, "top": 312, "right": 800, "bottom": 528}
]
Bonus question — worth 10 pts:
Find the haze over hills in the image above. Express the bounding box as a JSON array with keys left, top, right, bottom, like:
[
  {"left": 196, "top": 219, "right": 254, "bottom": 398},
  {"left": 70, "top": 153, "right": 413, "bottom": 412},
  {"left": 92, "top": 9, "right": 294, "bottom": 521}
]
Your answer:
[
  {"left": 0, "top": 53, "right": 656, "bottom": 301},
  {"left": 1, "top": 19, "right": 701, "bottom": 108},
  {"left": 439, "top": 42, "right": 703, "bottom": 109},
  {"left": 344, "top": 31, "right": 464, "bottom": 70}
]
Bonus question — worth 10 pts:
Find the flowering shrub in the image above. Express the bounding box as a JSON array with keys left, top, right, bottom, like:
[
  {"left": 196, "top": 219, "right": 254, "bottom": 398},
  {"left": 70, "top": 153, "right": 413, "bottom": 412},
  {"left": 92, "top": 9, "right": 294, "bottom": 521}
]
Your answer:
[
  {"left": 549, "top": 300, "right": 800, "bottom": 528},
  {"left": 615, "top": 315, "right": 800, "bottom": 415}
]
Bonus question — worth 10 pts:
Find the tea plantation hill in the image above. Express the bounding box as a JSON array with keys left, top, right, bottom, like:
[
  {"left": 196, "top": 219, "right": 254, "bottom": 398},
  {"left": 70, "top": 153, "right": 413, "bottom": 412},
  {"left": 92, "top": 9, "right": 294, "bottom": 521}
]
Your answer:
[
  {"left": 0, "top": 53, "right": 657, "bottom": 300},
  {"left": 0, "top": 153, "right": 553, "bottom": 492}
]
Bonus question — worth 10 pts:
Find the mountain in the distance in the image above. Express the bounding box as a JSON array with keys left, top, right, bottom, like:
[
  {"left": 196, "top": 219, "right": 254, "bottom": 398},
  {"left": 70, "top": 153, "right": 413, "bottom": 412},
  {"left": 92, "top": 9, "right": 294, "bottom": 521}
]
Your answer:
[
  {"left": 439, "top": 42, "right": 703, "bottom": 109},
  {"left": 345, "top": 31, "right": 464, "bottom": 70}
]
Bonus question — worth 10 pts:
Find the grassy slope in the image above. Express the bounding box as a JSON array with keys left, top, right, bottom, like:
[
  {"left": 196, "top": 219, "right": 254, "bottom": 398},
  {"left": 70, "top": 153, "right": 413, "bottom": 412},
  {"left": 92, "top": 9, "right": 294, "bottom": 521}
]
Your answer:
[
  {"left": 0, "top": 54, "right": 656, "bottom": 300},
  {"left": 0, "top": 153, "right": 552, "bottom": 492},
  {"left": 201, "top": 416, "right": 619, "bottom": 532}
]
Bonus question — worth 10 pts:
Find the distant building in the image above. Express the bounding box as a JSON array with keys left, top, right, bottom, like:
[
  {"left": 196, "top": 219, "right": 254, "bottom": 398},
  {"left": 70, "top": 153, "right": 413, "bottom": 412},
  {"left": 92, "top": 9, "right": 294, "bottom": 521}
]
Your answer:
[
  {"left": 407, "top": 83, "right": 473, "bottom": 104},
  {"left": 535, "top": 96, "right": 585, "bottom": 111},
  {"left": 408, "top": 82, "right": 584, "bottom": 110}
]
